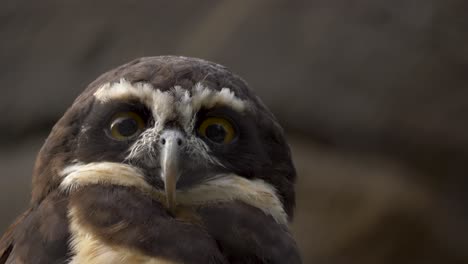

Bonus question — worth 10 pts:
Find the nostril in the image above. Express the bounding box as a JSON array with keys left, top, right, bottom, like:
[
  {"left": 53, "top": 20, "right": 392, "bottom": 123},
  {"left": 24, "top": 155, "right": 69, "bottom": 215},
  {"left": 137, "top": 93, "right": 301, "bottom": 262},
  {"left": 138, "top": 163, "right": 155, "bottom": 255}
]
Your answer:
[{"left": 159, "top": 131, "right": 185, "bottom": 147}]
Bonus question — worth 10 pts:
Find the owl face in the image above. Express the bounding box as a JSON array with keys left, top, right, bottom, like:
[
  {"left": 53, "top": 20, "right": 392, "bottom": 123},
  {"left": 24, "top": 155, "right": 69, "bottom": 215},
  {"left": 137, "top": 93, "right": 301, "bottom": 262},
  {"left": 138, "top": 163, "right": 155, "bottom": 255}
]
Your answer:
[
  {"left": 69, "top": 79, "right": 271, "bottom": 211},
  {"left": 31, "top": 56, "right": 296, "bottom": 220}
]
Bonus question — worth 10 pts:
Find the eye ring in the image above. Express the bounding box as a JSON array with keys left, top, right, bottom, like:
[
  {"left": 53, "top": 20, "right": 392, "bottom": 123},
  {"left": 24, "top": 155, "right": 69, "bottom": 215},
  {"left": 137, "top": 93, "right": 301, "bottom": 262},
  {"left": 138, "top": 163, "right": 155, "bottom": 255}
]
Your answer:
[
  {"left": 108, "top": 112, "right": 145, "bottom": 141},
  {"left": 198, "top": 117, "right": 236, "bottom": 144}
]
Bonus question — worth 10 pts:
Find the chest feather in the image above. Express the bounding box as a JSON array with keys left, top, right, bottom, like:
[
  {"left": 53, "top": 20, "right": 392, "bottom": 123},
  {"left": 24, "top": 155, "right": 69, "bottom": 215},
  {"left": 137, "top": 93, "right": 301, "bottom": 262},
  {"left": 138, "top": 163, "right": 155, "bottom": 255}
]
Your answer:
[{"left": 67, "top": 207, "right": 178, "bottom": 264}]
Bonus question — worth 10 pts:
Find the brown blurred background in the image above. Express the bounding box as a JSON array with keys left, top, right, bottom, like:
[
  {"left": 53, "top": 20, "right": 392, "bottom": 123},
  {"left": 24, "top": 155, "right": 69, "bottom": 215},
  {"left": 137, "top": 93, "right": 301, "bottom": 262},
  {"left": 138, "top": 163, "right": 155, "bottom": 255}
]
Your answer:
[{"left": 1, "top": 1, "right": 468, "bottom": 263}]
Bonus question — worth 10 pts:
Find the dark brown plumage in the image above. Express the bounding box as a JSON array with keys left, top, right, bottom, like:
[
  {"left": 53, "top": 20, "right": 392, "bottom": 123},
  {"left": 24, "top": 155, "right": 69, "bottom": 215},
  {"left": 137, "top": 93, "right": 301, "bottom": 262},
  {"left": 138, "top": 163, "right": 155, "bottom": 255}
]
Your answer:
[{"left": 0, "top": 56, "right": 300, "bottom": 264}]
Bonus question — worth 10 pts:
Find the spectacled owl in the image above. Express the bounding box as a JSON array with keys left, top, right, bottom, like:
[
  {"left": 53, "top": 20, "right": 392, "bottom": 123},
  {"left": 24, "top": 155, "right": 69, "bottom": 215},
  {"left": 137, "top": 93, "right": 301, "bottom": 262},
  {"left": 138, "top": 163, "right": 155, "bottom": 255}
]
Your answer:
[{"left": 0, "top": 56, "right": 301, "bottom": 264}]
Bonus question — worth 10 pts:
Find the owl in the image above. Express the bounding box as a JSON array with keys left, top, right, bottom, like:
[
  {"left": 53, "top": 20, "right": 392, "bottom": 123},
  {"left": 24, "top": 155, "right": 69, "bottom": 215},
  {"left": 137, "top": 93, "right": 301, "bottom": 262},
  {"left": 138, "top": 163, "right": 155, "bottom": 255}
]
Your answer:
[{"left": 0, "top": 56, "right": 300, "bottom": 264}]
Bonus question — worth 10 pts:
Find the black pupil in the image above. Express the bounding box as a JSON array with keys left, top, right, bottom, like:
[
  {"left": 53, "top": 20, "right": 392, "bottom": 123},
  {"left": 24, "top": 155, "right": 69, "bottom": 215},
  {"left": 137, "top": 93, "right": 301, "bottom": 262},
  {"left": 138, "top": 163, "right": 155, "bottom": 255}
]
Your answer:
[
  {"left": 116, "top": 118, "right": 139, "bottom": 137},
  {"left": 205, "top": 124, "right": 227, "bottom": 143}
]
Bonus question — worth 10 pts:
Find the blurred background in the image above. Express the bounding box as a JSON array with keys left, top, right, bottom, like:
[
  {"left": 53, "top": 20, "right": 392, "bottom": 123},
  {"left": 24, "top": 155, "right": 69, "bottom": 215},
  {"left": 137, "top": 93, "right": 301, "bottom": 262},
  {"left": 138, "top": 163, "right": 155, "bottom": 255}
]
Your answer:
[{"left": 1, "top": 0, "right": 468, "bottom": 263}]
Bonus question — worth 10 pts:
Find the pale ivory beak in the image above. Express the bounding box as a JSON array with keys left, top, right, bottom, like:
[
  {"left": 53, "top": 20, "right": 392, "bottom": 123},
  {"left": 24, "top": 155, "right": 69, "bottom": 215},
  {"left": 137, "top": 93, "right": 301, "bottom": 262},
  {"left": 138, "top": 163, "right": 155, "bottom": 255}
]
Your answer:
[{"left": 160, "top": 130, "right": 185, "bottom": 213}]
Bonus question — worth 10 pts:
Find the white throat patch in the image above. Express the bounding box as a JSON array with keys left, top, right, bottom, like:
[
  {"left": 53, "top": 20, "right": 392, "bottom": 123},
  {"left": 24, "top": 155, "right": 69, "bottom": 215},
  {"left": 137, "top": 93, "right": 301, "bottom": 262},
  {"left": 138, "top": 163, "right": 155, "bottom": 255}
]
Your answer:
[{"left": 60, "top": 162, "right": 288, "bottom": 226}]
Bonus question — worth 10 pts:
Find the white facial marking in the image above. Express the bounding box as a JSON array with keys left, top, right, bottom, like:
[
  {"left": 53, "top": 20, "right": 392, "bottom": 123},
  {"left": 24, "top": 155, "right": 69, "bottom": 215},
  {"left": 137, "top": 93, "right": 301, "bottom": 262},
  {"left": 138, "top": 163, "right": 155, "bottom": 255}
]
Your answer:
[
  {"left": 177, "top": 175, "right": 288, "bottom": 225},
  {"left": 94, "top": 79, "right": 247, "bottom": 166},
  {"left": 60, "top": 162, "right": 153, "bottom": 194},
  {"left": 60, "top": 162, "right": 288, "bottom": 225},
  {"left": 93, "top": 79, "right": 246, "bottom": 124}
]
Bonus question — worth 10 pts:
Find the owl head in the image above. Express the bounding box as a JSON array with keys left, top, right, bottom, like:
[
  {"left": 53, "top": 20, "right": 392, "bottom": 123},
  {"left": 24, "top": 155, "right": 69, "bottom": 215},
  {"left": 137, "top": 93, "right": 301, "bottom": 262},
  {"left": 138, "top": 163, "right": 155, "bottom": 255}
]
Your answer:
[{"left": 31, "top": 56, "right": 297, "bottom": 221}]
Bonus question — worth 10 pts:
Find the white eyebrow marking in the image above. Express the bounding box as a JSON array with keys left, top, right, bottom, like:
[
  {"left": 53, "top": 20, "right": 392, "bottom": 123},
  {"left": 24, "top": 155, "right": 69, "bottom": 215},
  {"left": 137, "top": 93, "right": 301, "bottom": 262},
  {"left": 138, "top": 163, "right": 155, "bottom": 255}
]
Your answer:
[
  {"left": 190, "top": 82, "right": 246, "bottom": 112},
  {"left": 93, "top": 79, "right": 247, "bottom": 168},
  {"left": 93, "top": 79, "right": 247, "bottom": 116},
  {"left": 94, "top": 79, "right": 176, "bottom": 126}
]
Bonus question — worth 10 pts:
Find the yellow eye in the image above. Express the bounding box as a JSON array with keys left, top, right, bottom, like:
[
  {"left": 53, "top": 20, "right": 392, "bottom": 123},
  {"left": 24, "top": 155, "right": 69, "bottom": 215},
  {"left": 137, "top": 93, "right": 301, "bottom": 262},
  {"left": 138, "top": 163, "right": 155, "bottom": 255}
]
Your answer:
[
  {"left": 198, "top": 117, "right": 236, "bottom": 144},
  {"left": 109, "top": 112, "right": 145, "bottom": 141}
]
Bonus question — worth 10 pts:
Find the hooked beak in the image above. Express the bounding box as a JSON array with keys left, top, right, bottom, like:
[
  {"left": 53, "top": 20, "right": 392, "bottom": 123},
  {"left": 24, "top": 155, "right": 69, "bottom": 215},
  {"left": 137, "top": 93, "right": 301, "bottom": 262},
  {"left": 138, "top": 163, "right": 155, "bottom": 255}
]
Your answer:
[{"left": 160, "top": 130, "right": 185, "bottom": 213}]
